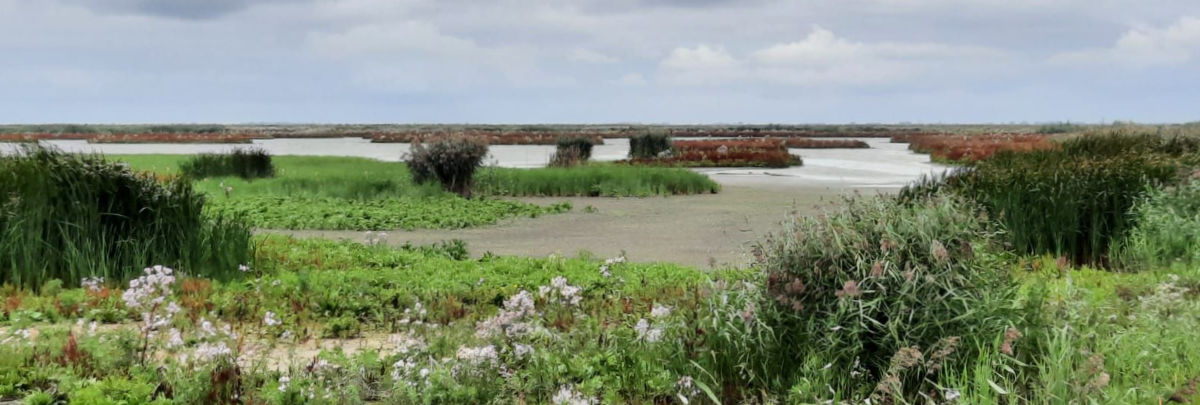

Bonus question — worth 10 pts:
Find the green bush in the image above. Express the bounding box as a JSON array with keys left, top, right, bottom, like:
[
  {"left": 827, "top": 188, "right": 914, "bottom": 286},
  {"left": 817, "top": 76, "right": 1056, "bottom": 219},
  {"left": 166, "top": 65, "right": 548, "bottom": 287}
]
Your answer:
[
  {"left": 0, "top": 147, "right": 253, "bottom": 288},
  {"left": 179, "top": 148, "right": 274, "bottom": 180},
  {"left": 628, "top": 133, "right": 671, "bottom": 159},
  {"left": 752, "top": 195, "right": 1034, "bottom": 400},
  {"left": 1118, "top": 180, "right": 1200, "bottom": 268},
  {"left": 556, "top": 136, "right": 594, "bottom": 160},
  {"left": 406, "top": 137, "right": 489, "bottom": 198},
  {"left": 1036, "top": 122, "right": 1084, "bottom": 134}
]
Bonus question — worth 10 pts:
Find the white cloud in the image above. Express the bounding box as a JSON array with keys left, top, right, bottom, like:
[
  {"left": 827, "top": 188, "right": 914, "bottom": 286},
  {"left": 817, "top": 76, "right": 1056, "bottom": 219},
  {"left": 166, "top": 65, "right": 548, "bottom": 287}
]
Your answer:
[
  {"left": 658, "top": 27, "right": 1007, "bottom": 86},
  {"left": 567, "top": 48, "right": 620, "bottom": 63},
  {"left": 658, "top": 44, "right": 744, "bottom": 84},
  {"left": 1052, "top": 16, "right": 1200, "bottom": 67},
  {"left": 309, "top": 21, "right": 480, "bottom": 58},
  {"left": 308, "top": 21, "right": 575, "bottom": 90}
]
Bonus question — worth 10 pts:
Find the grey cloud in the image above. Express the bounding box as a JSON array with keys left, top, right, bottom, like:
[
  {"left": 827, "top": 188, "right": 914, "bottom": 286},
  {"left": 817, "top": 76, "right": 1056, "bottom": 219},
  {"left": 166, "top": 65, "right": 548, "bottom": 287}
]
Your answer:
[{"left": 59, "top": 0, "right": 299, "bottom": 20}]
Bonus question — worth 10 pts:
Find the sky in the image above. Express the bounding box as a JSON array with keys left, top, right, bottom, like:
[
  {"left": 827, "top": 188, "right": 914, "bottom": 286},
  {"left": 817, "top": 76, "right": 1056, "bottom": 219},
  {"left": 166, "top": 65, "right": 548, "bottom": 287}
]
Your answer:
[{"left": 1, "top": 0, "right": 1199, "bottom": 124}]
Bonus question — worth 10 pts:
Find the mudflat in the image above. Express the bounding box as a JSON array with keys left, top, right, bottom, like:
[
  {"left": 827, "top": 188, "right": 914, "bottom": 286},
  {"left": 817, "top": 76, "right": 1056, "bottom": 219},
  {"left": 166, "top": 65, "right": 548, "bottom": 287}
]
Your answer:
[{"left": 281, "top": 184, "right": 890, "bottom": 268}]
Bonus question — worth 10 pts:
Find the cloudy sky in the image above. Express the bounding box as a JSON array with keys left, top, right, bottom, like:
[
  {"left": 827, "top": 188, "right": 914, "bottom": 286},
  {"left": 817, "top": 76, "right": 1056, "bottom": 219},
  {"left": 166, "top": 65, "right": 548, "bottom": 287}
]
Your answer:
[{"left": 1, "top": 0, "right": 1198, "bottom": 124}]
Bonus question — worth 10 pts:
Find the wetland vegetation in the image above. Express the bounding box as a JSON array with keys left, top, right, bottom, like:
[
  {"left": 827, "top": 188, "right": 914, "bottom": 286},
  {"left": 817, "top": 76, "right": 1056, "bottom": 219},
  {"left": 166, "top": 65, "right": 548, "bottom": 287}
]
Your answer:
[{"left": 2, "top": 127, "right": 1200, "bottom": 404}]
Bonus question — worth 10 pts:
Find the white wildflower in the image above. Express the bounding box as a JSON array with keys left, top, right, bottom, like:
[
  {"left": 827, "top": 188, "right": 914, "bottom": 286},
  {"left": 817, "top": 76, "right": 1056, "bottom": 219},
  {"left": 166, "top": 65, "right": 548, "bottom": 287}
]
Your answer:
[
  {"left": 193, "top": 341, "right": 232, "bottom": 362},
  {"left": 238, "top": 264, "right": 250, "bottom": 273},
  {"left": 264, "top": 311, "right": 281, "bottom": 327},
  {"left": 456, "top": 345, "right": 499, "bottom": 367},
  {"left": 81, "top": 276, "right": 105, "bottom": 292},
  {"left": 167, "top": 328, "right": 184, "bottom": 348},
  {"left": 634, "top": 318, "right": 663, "bottom": 343},
  {"left": 514, "top": 343, "right": 535, "bottom": 359},
  {"left": 676, "top": 375, "right": 700, "bottom": 404},
  {"left": 552, "top": 384, "right": 595, "bottom": 405},
  {"left": 278, "top": 375, "right": 291, "bottom": 393},
  {"left": 650, "top": 304, "right": 672, "bottom": 318}
]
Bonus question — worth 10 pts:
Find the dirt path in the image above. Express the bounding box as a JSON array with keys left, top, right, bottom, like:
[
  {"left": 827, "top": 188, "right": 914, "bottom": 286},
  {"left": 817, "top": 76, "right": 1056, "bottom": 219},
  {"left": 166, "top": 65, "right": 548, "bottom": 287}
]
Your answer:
[{"left": 282, "top": 184, "right": 885, "bottom": 268}]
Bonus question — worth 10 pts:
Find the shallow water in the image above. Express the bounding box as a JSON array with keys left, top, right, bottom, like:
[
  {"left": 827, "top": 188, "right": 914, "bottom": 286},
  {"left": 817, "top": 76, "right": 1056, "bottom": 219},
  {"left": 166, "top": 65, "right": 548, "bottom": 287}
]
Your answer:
[{"left": 0, "top": 137, "right": 947, "bottom": 188}]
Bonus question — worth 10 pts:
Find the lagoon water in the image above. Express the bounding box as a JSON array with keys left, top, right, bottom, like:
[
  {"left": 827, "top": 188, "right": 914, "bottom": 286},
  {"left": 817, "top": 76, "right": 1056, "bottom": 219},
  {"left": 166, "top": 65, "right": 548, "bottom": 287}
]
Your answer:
[{"left": 0, "top": 137, "right": 948, "bottom": 189}]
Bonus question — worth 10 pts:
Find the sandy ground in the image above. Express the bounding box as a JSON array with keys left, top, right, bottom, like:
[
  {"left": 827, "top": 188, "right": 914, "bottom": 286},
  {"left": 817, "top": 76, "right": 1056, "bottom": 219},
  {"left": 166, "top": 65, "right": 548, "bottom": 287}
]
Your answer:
[{"left": 282, "top": 184, "right": 887, "bottom": 269}]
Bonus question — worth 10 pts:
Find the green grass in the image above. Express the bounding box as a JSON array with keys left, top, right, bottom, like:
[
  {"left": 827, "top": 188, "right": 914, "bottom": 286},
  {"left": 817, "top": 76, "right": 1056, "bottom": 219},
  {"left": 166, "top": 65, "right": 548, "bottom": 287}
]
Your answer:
[
  {"left": 476, "top": 164, "right": 719, "bottom": 196},
  {"left": 106, "top": 155, "right": 717, "bottom": 229}
]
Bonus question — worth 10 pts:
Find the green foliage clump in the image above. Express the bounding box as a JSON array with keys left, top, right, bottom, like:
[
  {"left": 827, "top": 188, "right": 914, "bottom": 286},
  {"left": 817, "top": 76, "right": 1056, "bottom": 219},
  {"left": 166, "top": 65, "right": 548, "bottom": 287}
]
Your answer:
[
  {"left": 752, "top": 195, "right": 1036, "bottom": 400},
  {"left": 322, "top": 316, "right": 362, "bottom": 338},
  {"left": 0, "top": 147, "right": 253, "bottom": 288},
  {"left": 1119, "top": 180, "right": 1200, "bottom": 268},
  {"left": 628, "top": 133, "right": 672, "bottom": 159},
  {"left": 477, "top": 164, "right": 720, "bottom": 197},
  {"left": 406, "top": 137, "right": 489, "bottom": 198},
  {"left": 180, "top": 148, "right": 275, "bottom": 180}
]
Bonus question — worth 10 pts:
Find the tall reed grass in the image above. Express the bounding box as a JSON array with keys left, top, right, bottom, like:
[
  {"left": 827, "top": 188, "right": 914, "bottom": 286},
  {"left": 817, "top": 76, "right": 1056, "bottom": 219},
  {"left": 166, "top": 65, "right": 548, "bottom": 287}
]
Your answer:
[
  {"left": 629, "top": 133, "right": 671, "bottom": 158},
  {"left": 179, "top": 148, "right": 275, "bottom": 180},
  {"left": 0, "top": 147, "right": 253, "bottom": 289},
  {"left": 752, "top": 194, "right": 1041, "bottom": 400},
  {"left": 906, "top": 131, "right": 1200, "bottom": 266}
]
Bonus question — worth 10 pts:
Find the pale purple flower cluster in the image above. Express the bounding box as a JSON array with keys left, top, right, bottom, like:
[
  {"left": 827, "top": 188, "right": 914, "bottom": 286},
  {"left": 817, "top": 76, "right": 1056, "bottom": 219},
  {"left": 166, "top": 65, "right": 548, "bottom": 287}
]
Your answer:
[
  {"left": 676, "top": 375, "right": 700, "bottom": 404},
  {"left": 650, "top": 303, "right": 672, "bottom": 318},
  {"left": 122, "top": 265, "right": 176, "bottom": 310},
  {"left": 263, "top": 311, "right": 281, "bottom": 327},
  {"left": 388, "top": 332, "right": 436, "bottom": 388},
  {"left": 552, "top": 384, "right": 596, "bottom": 405},
  {"left": 80, "top": 276, "right": 105, "bottom": 292},
  {"left": 455, "top": 345, "right": 499, "bottom": 367},
  {"left": 513, "top": 343, "right": 535, "bottom": 359},
  {"left": 633, "top": 318, "right": 664, "bottom": 343},
  {"left": 598, "top": 256, "right": 626, "bottom": 278},
  {"left": 539, "top": 276, "right": 582, "bottom": 306},
  {"left": 400, "top": 300, "right": 428, "bottom": 326},
  {"left": 476, "top": 290, "right": 538, "bottom": 339},
  {"left": 178, "top": 317, "right": 240, "bottom": 364},
  {"left": 167, "top": 328, "right": 184, "bottom": 348},
  {"left": 278, "top": 375, "right": 291, "bottom": 393},
  {"left": 191, "top": 341, "right": 233, "bottom": 362}
]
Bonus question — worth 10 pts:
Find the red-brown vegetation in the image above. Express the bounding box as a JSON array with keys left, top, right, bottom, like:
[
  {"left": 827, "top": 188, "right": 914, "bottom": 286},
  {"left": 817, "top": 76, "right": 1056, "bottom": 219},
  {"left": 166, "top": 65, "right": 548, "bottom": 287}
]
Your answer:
[
  {"left": 623, "top": 139, "right": 802, "bottom": 168},
  {"left": 88, "top": 133, "right": 256, "bottom": 144},
  {"left": 371, "top": 132, "right": 603, "bottom": 145},
  {"left": 894, "top": 133, "right": 1056, "bottom": 162},
  {"left": 667, "top": 129, "right": 924, "bottom": 138}
]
